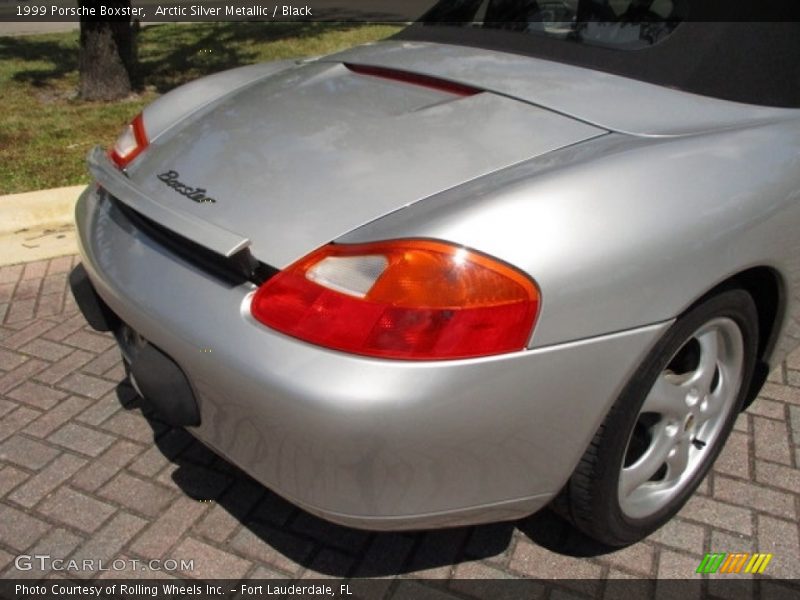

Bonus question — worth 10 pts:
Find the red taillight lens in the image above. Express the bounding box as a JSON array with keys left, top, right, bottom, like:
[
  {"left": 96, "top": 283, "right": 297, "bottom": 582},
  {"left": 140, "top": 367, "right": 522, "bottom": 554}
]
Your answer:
[
  {"left": 109, "top": 113, "right": 148, "bottom": 169},
  {"left": 251, "top": 240, "right": 540, "bottom": 360}
]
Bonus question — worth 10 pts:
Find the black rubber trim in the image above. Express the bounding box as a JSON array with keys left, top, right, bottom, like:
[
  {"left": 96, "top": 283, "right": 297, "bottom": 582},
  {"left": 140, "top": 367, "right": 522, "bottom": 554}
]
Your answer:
[
  {"left": 68, "top": 264, "right": 120, "bottom": 332},
  {"left": 109, "top": 195, "right": 278, "bottom": 286},
  {"left": 129, "top": 343, "right": 201, "bottom": 427}
]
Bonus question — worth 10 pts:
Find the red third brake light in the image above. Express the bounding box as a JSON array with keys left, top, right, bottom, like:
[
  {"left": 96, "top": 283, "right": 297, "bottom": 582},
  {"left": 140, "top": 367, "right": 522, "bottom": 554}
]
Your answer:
[
  {"left": 344, "top": 63, "right": 482, "bottom": 97},
  {"left": 251, "top": 240, "right": 541, "bottom": 360},
  {"left": 110, "top": 113, "right": 148, "bottom": 169}
]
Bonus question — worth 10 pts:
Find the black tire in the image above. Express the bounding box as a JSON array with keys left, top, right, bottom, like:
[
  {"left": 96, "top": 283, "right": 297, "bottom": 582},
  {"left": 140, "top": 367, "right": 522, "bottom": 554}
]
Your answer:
[{"left": 556, "top": 289, "right": 759, "bottom": 546}]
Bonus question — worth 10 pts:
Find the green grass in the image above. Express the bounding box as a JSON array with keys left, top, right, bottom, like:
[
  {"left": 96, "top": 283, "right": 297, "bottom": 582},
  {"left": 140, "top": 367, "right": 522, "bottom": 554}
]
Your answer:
[{"left": 0, "top": 22, "right": 401, "bottom": 194}]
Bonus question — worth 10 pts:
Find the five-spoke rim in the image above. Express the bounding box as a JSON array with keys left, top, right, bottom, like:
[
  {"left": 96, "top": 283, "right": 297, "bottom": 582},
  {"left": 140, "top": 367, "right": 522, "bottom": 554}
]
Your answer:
[{"left": 618, "top": 317, "right": 744, "bottom": 519}]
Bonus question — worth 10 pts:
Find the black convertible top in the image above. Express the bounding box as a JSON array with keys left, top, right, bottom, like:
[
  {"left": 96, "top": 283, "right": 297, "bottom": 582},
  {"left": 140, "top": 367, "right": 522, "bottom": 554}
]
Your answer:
[{"left": 395, "top": 2, "right": 800, "bottom": 107}]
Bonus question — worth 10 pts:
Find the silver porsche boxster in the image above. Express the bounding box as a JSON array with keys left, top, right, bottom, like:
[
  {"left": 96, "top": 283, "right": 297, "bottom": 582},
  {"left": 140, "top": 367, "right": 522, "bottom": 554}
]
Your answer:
[{"left": 70, "top": 2, "right": 800, "bottom": 546}]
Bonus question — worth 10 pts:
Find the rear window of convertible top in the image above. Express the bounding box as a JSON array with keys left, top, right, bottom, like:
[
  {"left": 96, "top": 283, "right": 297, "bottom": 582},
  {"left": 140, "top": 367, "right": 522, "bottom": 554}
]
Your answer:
[{"left": 420, "top": 0, "right": 685, "bottom": 50}]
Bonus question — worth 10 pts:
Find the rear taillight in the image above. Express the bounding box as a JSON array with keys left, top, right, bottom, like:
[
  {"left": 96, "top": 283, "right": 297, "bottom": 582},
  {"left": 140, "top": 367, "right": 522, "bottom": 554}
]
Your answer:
[
  {"left": 250, "top": 240, "right": 540, "bottom": 360},
  {"left": 110, "top": 113, "right": 148, "bottom": 169}
]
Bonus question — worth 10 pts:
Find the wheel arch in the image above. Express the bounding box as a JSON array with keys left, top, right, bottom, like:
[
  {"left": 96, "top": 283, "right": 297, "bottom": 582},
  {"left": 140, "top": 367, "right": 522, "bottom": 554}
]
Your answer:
[{"left": 683, "top": 266, "right": 786, "bottom": 409}]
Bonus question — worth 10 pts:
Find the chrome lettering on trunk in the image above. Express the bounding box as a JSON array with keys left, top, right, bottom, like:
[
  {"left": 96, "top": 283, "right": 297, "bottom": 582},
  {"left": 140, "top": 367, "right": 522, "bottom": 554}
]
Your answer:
[{"left": 157, "top": 171, "right": 217, "bottom": 204}]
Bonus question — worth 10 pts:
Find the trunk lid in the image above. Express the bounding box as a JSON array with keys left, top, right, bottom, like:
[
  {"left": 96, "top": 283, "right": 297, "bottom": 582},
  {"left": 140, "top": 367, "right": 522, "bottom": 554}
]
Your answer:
[{"left": 128, "top": 60, "right": 605, "bottom": 267}]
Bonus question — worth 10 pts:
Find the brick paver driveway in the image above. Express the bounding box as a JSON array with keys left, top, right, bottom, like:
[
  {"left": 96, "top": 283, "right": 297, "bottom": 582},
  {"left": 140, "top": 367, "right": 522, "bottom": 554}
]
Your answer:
[{"left": 1, "top": 256, "right": 800, "bottom": 592}]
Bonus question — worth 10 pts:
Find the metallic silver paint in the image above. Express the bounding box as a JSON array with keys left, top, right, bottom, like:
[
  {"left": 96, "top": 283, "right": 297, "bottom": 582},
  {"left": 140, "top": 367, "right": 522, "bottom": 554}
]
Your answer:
[
  {"left": 89, "top": 148, "right": 250, "bottom": 257},
  {"left": 342, "top": 126, "right": 800, "bottom": 357},
  {"left": 142, "top": 60, "right": 297, "bottom": 143},
  {"left": 127, "top": 61, "right": 605, "bottom": 268},
  {"left": 77, "top": 39, "right": 800, "bottom": 529},
  {"left": 76, "top": 184, "right": 669, "bottom": 528},
  {"left": 324, "top": 41, "right": 800, "bottom": 137}
]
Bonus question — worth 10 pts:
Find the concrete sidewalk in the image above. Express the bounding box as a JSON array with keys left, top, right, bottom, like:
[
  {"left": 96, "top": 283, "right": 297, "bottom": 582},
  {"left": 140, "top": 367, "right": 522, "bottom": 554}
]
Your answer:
[{"left": 0, "top": 185, "right": 84, "bottom": 267}]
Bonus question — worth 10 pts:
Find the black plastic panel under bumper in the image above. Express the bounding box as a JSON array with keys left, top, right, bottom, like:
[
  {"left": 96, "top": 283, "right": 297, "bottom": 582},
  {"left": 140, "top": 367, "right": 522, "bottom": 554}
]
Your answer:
[{"left": 68, "top": 264, "right": 200, "bottom": 427}]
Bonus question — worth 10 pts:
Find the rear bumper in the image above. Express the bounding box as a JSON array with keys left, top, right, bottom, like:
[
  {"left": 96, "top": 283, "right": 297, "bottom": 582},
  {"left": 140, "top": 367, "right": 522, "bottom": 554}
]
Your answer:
[{"left": 74, "top": 185, "right": 670, "bottom": 530}]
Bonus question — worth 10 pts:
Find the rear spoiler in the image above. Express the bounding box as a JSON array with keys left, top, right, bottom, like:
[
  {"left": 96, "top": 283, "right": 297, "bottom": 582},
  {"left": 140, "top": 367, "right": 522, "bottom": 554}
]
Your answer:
[{"left": 87, "top": 146, "right": 251, "bottom": 258}]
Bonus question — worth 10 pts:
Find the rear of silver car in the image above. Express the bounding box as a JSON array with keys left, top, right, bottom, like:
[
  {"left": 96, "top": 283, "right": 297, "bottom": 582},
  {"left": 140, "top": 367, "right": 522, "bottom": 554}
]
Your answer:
[
  {"left": 71, "top": 163, "right": 667, "bottom": 530},
  {"left": 69, "top": 31, "right": 800, "bottom": 532}
]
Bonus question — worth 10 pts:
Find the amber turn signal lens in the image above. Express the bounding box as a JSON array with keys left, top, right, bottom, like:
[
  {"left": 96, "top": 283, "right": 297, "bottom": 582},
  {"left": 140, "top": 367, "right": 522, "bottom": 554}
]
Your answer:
[{"left": 251, "top": 240, "right": 540, "bottom": 360}]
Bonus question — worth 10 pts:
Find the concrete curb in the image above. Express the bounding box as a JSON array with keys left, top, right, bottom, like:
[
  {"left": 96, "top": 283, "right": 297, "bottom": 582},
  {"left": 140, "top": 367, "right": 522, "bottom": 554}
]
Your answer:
[{"left": 0, "top": 184, "right": 85, "bottom": 266}]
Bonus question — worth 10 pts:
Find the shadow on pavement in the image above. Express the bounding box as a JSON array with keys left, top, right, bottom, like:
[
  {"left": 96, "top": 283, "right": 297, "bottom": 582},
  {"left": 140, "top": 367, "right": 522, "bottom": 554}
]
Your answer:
[{"left": 516, "top": 510, "right": 618, "bottom": 558}]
